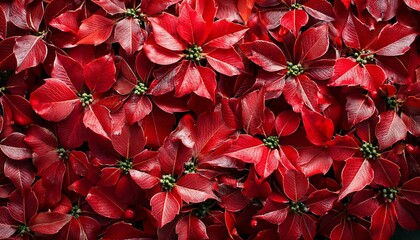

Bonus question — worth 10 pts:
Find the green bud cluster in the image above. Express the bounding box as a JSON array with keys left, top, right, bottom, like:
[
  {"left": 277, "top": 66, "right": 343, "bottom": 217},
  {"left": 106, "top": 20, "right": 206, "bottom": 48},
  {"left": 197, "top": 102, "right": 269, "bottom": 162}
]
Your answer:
[
  {"left": 160, "top": 174, "right": 176, "bottom": 191},
  {"left": 0, "top": 86, "right": 5, "bottom": 93},
  {"left": 184, "top": 45, "right": 204, "bottom": 62},
  {"left": 286, "top": 62, "right": 304, "bottom": 77},
  {"left": 126, "top": 8, "right": 140, "bottom": 18},
  {"left": 289, "top": 201, "right": 310, "bottom": 214},
  {"left": 192, "top": 203, "right": 210, "bottom": 218},
  {"left": 34, "top": 30, "right": 46, "bottom": 38},
  {"left": 184, "top": 161, "right": 196, "bottom": 174},
  {"left": 354, "top": 50, "right": 375, "bottom": 66},
  {"left": 290, "top": 3, "right": 303, "bottom": 9},
  {"left": 57, "top": 148, "right": 69, "bottom": 160},
  {"left": 17, "top": 224, "right": 30, "bottom": 236},
  {"left": 117, "top": 158, "right": 133, "bottom": 174},
  {"left": 385, "top": 96, "right": 397, "bottom": 109},
  {"left": 263, "top": 136, "right": 279, "bottom": 149},
  {"left": 70, "top": 205, "right": 82, "bottom": 218},
  {"left": 359, "top": 141, "right": 380, "bottom": 160},
  {"left": 134, "top": 82, "right": 148, "bottom": 95},
  {"left": 78, "top": 93, "right": 93, "bottom": 107},
  {"left": 379, "top": 187, "right": 399, "bottom": 203}
]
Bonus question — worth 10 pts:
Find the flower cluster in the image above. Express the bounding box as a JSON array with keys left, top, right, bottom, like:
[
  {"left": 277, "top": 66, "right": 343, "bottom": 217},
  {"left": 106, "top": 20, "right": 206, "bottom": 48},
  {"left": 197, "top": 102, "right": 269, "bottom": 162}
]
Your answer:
[{"left": 0, "top": 0, "right": 419, "bottom": 239}]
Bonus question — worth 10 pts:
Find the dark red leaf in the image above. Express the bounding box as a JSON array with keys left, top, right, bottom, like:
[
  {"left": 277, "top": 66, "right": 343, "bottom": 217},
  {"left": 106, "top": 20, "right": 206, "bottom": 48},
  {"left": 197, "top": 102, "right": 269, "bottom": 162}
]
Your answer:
[
  {"left": 14, "top": 35, "right": 47, "bottom": 73},
  {"left": 86, "top": 187, "right": 126, "bottom": 219},
  {"left": 282, "top": 169, "right": 309, "bottom": 201},
  {"left": 376, "top": 111, "right": 407, "bottom": 150},
  {"left": 30, "top": 212, "right": 72, "bottom": 234},
  {"left": 176, "top": 215, "right": 208, "bottom": 240},
  {"left": 301, "top": 107, "right": 334, "bottom": 146},
  {"left": 280, "top": 9, "right": 308, "bottom": 36},
  {"left": 150, "top": 191, "right": 181, "bottom": 228},
  {"left": 339, "top": 158, "right": 374, "bottom": 200},
  {"left": 370, "top": 203, "right": 397, "bottom": 240}
]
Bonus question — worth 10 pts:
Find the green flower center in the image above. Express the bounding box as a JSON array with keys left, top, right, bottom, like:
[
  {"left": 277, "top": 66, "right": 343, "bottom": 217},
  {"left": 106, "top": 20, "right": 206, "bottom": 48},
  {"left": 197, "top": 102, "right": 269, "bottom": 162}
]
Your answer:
[
  {"left": 379, "top": 187, "right": 399, "bottom": 203},
  {"left": 359, "top": 141, "right": 380, "bottom": 160},
  {"left": 78, "top": 93, "right": 93, "bottom": 107},
  {"left": 160, "top": 174, "right": 176, "bottom": 191},
  {"left": 0, "top": 70, "right": 11, "bottom": 93},
  {"left": 385, "top": 96, "right": 397, "bottom": 109},
  {"left": 263, "top": 136, "right": 279, "bottom": 149},
  {"left": 16, "top": 224, "right": 30, "bottom": 236},
  {"left": 133, "top": 82, "right": 148, "bottom": 95},
  {"left": 57, "top": 148, "right": 68, "bottom": 160},
  {"left": 286, "top": 62, "right": 304, "bottom": 76},
  {"left": 353, "top": 50, "right": 375, "bottom": 66},
  {"left": 70, "top": 205, "right": 82, "bottom": 218},
  {"left": 193, "top": 203, "right": 210, "bottom": 218},
  {"left": 289, "top": 201, "right": 309, "bottom": 214},
  {"left": 117, "top": 158, "right": 133, "bottom": 174},
  {"left": 184, "top": 161, "right": 196, "bottom": 174},
  {"left": 126, "top": 8, "right": 140, "bottom": 18},
  {"left": 290, "top": 3, "right": 303, "bottom": 10},
  {"left": 184, "top": 44, "right": 204, "bottom": 62}
]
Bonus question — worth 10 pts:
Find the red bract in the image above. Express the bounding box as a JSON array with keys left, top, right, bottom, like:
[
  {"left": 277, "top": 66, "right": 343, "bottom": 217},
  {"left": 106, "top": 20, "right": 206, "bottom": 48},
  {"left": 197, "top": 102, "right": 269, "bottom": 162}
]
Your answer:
[{"left": 1, "top": 0, "right": 420, "bottom": 239}]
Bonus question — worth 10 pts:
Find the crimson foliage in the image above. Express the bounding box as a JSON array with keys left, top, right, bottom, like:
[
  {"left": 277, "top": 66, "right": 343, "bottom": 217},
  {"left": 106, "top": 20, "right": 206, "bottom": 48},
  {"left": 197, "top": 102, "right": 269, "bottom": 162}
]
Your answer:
[{"left": 0, "top": 0, "right": 419, "bottom": 239}]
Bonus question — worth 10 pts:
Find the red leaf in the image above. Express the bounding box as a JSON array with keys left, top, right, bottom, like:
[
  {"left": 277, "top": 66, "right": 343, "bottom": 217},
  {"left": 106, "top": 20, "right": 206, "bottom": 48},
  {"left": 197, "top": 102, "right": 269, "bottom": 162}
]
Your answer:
[
  {"left": 330, "top": 221, "right": 370, "bottom": 240},
  {"left": 282, "top": 169, "right": 309, "bottom": 201},
  {"left": 129, "top": 169, "right": 160, "bottom": 189},
  {"left": 0, "top": 133, "right": 32, "bottom": 160},
  {"left": 124, "top": 95, "right": 153, "bottom": 124},
  {"left": 14, "top": 35, "right": 47, "bottom": 72},
  {"left": 30, "top": 78, "right": 79, "bottom": 122},
  {"left": 371, "top": 203, "right": 397, "bottom": 240},
  {"left": 295, "top": 24, "right": 329, "bottom": 62},
  {"left": 303, "top": 0, "right": 335, "bottom": 21},
  {"left": 237, "top": 0, "right": 255, "bottom": 23},
  {"left": 241, "top": 90, "right": 264, "bottom": 135},
  {"left": 205, "top": 20, "right": 248, "bottom": 48},
  {"left": 4, "top": 160, "right": 35, "bottom": 193},
  {"left": 240, "top": 40, "right": 287, "bottom": 72},
  {"left": 176, "top": 173, "right": 218, "bottom": 203},
  {"left": 342, "top": 13, "right": 373, "bottom": 50},
  {"left": 103, "top": 222, "right": 143, "bottom": 239},
  {"left": 83, "top": 105, "right": 113, "bottom": 140},
  {"left": 400, "top": 177, "right": 420, "bottom": 204},
  {"left": 142, "top": 108, "right": 176, "bottom": 149},
  {"left": 51, "top": 53, "right": 84, "bottom": 92},
  {"left": 148, "top": 13, "right": 186, "bottom": 51},
  {"left": 339, "top": 158, "right": 374, "bottom": 200},
  {"left": 376, "top": 111, "right": 407, "bottom": 150},
  {"left": 114, "top": 18, "right": 145, "bottom": 55},
  {"left": 111, "top": 122, "right": 146, "bottom": 159},
  {"left": 177, "top": 2, "right": 206, "bottom": 45},
  {"left": 144, "top": 36, "right": 183, "bottom": 65},
  {"left": 370, "top": 158, "right": 400, "bottom": 187},
  {"left": 255, "top": 149, "right": 279, "bottom": 179},
  {"left": 283, "top": 75, "right": 320, "bottom": 112},
  {"left": 403, "top": 0, "right": 420, "bottom": 11},
  {"left": 193, "top": 66, "right": 217, "bottom": 102},
  {"left": 91, "top": 0, "right": 125, "bottom": 15},
  {"left": 86, "top": 187, "right": 126, "bottom": 219},
  {"left": 370, "top": 23, "right": 416, "bottom": 56},
  {"left": 8, "top": 190, "right": 38, "bottom": 224},
  {"left": 69, "top": 151, "right": 90, "bottom": 177},
  {"left": 280, "top": 9, "right": 308, "bottom": 36},
  {"left": 84, "top": 55, "right": 116, "bottom": 93},
  {"left": 150, "top": 191, "right": 181, "bottom": 228},
  {"left": 305, "top": 189, "right": 337, "bottom": 215},
  {"left": 0, "top": 37, "right": 17, "bottom": 70},
  {"left": 1, "top": 95, "right": 37, "bottom": 126},
  {"left": 176, "top": 215, "right": 208, "bottom": 240},
  {"left": 301, "top": 107, "right": 334, "bottom": 146},
  {"left": 0, "top": 6, "right": 6, "bottom": 40},
  {"left": 256, "top": 197, "right": 289, "bottom": 224},
  {"left": 206, "top": 47, "right": 244, "bottom": 76},
  {"left": 275, "top": 110, "right": 301, "bottom": 136},
  {"left": 0, "top": 207, "right": 16, "bottom": 239},
  {"left": 345, "top": 94, "right": 376, "bottom": 126},
  {"left": 298, "top": 147, "right": 333, "bottom": 176},
  {"left": 30, "top": 212, "right": 72, "bottom": 234},
  {"left": 224, "top": 134, "right": 266, "bottom": 164},
  {"left": 76, "top": 15, "right": 114, "bottom": 46},
  {"left": 327, "top": 135, "right": 358, "bottom": 161},
  {"left": 366, "top": 0, "right": 399, "bottom": 21},
  {"left": 49, "top": 9, "right": 81, "bottom": 35},
  {"left": 98, "top": 167, "right": 121, "bottom": 187}
]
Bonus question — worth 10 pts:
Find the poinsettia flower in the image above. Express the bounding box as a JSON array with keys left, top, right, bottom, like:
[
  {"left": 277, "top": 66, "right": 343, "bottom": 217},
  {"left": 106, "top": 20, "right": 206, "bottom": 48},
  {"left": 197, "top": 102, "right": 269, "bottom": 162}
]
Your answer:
[
  {"left": 369, "top": 177, "right": 420, "bottom": 240},
  {"left": 319, "top": 189, "right": 378, "bottom": 240},
  {"left": 240, "top": 24, "right": 335, "bottom": 111},
  {"left": 0, "top": 189, "right": 71, "bottom": 239},
  {"left": 224, "top": 90, "right": 301, "bottom": 179},
  {"left": 75, "top": 0, "right": 181, "bottom": 55},
  {"left": 30, "top": 53, "right": 116, "bottom": 147},
  {"left": 255, "top": 170, "right": 337, "bottom": 239},
  {"left": 143, "top": 0, "right": 247, "bottom": 102},
  {"left": 24, "top": 125, "right": 94, "bottom": 207},
  {"left": 255, "top": 0, "right": 335, "bottom": 36},
  {"left": 329, "top": 13, "right": 417, "bottom": 90}
]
